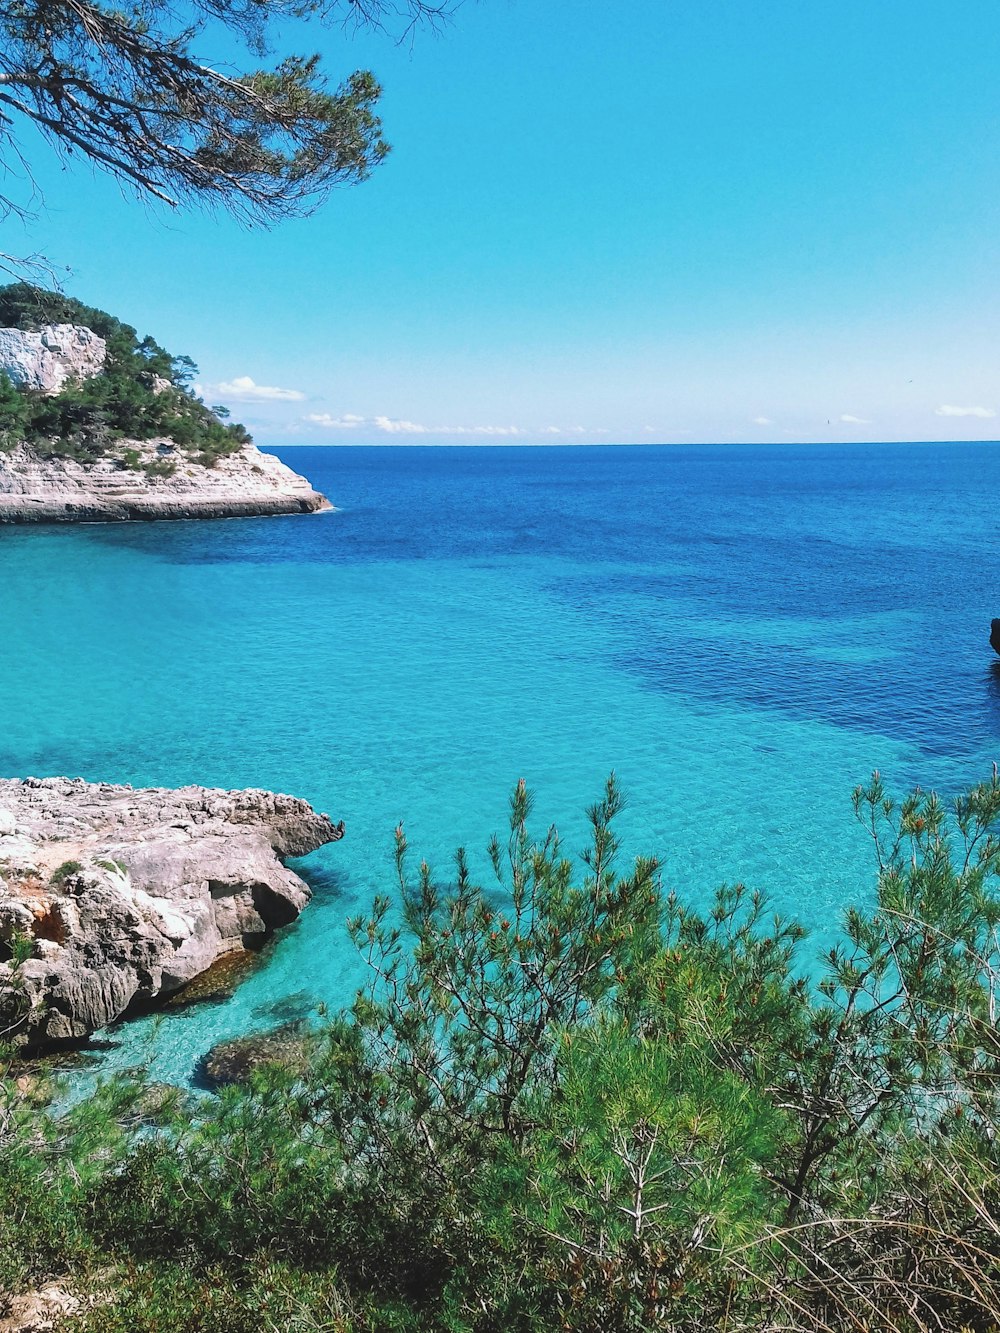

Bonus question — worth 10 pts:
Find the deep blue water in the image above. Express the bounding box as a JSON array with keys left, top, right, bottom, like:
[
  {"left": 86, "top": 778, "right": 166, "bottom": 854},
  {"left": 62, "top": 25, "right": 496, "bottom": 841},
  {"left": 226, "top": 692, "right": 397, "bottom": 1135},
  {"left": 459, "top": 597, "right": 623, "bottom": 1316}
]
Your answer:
[{"left": 2, "top": 442, "right": 999, "bottom": 1082}]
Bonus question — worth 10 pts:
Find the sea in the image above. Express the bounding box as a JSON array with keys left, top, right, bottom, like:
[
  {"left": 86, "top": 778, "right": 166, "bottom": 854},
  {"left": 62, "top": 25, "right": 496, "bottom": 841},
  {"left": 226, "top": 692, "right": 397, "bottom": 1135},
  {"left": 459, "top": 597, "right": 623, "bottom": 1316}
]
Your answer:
[{"left": 3, "top": 441, "right": 999, "bottom": 1084}]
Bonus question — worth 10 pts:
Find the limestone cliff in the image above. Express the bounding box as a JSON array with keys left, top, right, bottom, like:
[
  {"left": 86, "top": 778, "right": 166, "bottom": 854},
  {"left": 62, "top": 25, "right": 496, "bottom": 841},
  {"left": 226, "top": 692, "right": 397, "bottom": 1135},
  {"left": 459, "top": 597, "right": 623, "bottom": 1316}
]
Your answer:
[
  {"left": 0, "top": 777, "right": 344, "bottom": 1049},
  {"left": 0, "top": 439, "right": 331, "bottom": 522},
  {"left": 0, "top": 324, "right": 107, "bottom": 394}
]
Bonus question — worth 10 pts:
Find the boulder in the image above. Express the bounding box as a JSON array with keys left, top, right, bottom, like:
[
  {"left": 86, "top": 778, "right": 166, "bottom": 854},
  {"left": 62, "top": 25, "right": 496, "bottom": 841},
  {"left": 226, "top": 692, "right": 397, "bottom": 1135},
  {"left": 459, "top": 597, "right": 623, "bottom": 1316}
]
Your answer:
[
  {"left": 0, "top": 1284, "right": 81, "bottom": 1332},
  {"left": 0, "top": 777, "right": 344, "bottom": 1049}
]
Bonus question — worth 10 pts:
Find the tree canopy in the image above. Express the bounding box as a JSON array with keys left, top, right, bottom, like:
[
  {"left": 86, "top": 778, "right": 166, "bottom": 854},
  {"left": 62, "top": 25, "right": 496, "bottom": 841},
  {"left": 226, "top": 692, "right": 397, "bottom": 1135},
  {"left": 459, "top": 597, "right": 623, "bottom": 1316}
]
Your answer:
[{"left": 0, "top": 0, "right": 453, "bottom": 232}]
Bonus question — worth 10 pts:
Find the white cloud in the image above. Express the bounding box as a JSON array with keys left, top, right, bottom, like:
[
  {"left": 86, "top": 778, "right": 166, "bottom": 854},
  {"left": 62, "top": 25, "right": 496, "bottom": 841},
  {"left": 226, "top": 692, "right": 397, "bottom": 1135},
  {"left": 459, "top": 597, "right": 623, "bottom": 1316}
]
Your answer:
[
  {"left": 304, "top": 413, "right": 527, "bottom": 437},
  {"left": 542, "top": 425, "right": 600, "bottom": 436},
  {"left": 752, "top": 416, "right": 773, "bottom": 426},
  {"left": 305, "top": 412, "right": 364, "bottom": 428},
  {"left": 211, "top": 375, "right": 306, "bottom": 403},
  {"left": 435, "top": 422, "right": 527, "bottom": 437},
  {"left": 935, "top": 404, "right": 996, "bottom": 419},
  {"left": 840, "top": 414, "right": 871, "bottom": 424},
  {"left": 373, "top": 416, "right": 430, "bottom": 435}
]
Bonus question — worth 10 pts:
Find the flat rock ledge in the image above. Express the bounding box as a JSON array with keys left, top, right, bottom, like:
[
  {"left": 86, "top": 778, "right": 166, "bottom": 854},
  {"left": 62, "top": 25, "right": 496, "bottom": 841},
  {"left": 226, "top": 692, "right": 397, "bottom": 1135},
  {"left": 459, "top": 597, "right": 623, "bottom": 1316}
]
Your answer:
[
  {"left": 0, "top": 440, "right": 331, "bottom": 523},
  {"left": 0, "top": 777, "right": 344, "bottom": 1050}
]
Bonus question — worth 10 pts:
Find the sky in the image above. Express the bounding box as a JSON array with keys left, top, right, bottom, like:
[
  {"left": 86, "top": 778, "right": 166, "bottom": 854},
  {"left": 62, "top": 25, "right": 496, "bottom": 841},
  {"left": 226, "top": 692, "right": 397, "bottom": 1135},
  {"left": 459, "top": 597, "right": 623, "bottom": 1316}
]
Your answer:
[{"left": 5, "top": 0, "right": 1000, "bottom": 445}]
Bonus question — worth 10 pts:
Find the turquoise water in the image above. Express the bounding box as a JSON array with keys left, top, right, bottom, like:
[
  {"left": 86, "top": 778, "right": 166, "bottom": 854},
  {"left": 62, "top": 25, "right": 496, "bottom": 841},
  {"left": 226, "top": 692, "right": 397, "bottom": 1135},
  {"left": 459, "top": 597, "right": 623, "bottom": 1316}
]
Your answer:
[{"left": 2, "top": 442, "right": 999, "bottom": 1083}]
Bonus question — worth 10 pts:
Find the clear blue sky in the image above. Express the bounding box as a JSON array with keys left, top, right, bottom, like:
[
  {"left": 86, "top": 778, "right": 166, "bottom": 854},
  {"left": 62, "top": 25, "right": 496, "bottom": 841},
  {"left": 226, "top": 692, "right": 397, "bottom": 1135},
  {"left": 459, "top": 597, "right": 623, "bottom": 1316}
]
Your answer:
[{"left": 9, "top": 0, "right": 1000, "bottom": 444}]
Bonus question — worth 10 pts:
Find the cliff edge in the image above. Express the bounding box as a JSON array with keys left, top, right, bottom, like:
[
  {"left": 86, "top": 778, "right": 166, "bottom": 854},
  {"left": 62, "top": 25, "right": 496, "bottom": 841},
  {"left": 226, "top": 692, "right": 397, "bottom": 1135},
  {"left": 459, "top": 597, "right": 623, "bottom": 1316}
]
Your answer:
[
  {"left": 0, "top": 777, "right": 344, "bottom": 1049},
  {"left": 0, "top": 439, "right": 331, "bottom": 523}
]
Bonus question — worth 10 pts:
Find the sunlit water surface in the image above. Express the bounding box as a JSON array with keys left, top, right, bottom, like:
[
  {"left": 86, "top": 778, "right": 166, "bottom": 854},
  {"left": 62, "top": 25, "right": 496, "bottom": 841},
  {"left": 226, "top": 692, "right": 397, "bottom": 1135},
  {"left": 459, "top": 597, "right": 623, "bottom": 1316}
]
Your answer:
[{"left": 2, "top": 442, "right": 999, "bottom": 1083}]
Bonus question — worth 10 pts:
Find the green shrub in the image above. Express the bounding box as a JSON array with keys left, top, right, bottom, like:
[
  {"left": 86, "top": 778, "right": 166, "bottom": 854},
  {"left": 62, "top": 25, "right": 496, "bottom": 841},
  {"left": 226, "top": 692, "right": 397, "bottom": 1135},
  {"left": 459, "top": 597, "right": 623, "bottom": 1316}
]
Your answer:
[
  {"left": 144, "top": 458, "right": 177, "bottom": 479},
  {"left": 49, "top": 861, "right": 82, "bottom": 886},
  {"left": 7, "top": 773, "right": 1000, "bottom": 1329}
]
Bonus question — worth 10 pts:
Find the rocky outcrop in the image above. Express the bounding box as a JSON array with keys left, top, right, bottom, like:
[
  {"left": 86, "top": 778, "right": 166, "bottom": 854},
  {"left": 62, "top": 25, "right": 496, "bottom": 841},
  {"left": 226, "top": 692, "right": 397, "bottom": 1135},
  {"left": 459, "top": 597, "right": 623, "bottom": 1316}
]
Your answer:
[
  {"left": 0, "top": 324, "right": 107, "bottom": 394},
  {"left": 990, "top": 620, "right": 1000, "bottom": 658},
  {"left": 0, "top": 439, "right": 331, "bottom": 523},
  {"left": 0, "top": 777, "right": 344, "bottom": 1049}
]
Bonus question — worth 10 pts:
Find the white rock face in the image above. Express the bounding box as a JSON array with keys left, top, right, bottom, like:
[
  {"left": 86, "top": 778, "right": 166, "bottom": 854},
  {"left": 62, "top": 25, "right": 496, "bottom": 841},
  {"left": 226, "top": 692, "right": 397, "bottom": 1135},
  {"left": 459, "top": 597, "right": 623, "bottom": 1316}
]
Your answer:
[
  {"left": 0, "top": 776, "right": 345, "bottom": 1048},
  {"left": 0, "top": 439, "right": 331, "bottom": 522},
  {"left": 0, "top": 324, "right": 107, "bottom": 394}
]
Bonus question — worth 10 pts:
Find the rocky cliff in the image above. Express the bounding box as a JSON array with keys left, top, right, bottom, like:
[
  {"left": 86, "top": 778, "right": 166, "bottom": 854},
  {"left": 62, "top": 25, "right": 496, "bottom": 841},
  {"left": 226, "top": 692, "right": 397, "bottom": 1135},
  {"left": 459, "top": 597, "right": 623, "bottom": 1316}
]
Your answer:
[
  {"left": 0, "top": 439, "right": 331, "bottom": 522},
  {"left": 0, "top": 777, "right": 344, "bottom": 1049},
  {"left": 0, "top": 324, "right": 107, "bottom": 394}
]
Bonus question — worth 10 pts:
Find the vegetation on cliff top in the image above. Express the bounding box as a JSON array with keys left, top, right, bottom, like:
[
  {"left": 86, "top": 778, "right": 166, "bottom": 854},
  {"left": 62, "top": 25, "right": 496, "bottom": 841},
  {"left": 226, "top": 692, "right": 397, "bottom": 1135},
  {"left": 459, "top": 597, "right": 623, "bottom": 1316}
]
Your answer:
[
  {"left": 0, "top": 285, "right": 251, "bottom": 468},
  {"left": 5, "top": 771, "right": 1000, "bottom": 1330}
]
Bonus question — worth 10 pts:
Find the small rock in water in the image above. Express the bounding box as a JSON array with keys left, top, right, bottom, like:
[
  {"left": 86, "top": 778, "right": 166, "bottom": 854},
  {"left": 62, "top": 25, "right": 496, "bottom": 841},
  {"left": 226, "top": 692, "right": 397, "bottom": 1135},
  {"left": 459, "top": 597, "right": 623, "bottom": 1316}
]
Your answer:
[
  {"left": 251, "top": 988, "right": 319, "bottom": 1024},
  {"left": 196, "top": 1022, "right": 313, "bottom": 1089}
]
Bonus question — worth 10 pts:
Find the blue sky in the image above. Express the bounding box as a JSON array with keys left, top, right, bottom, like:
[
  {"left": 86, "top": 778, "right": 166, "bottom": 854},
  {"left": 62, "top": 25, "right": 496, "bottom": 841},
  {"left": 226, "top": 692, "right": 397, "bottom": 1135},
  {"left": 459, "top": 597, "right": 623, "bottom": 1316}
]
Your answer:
[{"left": 8, "top": 0, "right": 1000, "bottom": 444}]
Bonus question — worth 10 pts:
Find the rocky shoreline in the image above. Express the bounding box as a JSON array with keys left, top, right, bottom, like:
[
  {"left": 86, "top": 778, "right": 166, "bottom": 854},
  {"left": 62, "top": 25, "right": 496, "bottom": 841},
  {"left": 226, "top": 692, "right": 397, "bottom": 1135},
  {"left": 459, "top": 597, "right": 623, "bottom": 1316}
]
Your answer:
[
  {"left": 0, "top": 778, "right": 344, "bottom": 1050},
  {"left": 0, "top": 440, "right": 331, "bottom": 523}
]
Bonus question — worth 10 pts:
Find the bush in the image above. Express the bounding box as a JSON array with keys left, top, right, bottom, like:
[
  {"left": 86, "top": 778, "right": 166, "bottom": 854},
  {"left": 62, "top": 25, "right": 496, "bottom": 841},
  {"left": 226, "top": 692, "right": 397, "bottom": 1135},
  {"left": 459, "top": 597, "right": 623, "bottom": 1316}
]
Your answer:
[
  {"left": 7, "top": 773, "right": 1000, "bottom": 1328},
  {"left": 49, "top": 861, "right": 82, "bottom": 886},
  {"left": 143, "top": 458, "right": 177, "bottom": 479}
]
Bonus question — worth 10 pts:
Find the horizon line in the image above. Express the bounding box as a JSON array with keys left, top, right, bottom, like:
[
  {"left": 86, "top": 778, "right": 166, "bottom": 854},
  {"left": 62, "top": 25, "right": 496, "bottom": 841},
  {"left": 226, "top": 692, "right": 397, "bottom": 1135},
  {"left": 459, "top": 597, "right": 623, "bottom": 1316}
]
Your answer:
[{"left": 263, "top": 437, "right": 1000, "bottom": 449}]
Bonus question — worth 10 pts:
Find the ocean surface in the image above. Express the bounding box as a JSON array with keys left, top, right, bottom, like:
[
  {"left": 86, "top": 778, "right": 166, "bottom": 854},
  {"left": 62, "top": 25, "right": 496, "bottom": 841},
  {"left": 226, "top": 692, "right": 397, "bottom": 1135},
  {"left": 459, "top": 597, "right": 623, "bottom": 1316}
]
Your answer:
[{"left": 3, "top": 441, "right": 1000, "bottom": 1084}]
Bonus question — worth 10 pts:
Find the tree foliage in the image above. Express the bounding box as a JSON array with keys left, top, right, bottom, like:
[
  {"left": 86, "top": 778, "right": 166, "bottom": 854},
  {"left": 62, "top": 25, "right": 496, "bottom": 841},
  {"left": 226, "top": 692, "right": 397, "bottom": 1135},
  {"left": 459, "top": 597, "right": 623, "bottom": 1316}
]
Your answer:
[
  {"left": 7, "top": 771, "right": 1000, "bottom": 1329},
  {"left": 0, "top": 0, "right": 453, "bottom": 232}
]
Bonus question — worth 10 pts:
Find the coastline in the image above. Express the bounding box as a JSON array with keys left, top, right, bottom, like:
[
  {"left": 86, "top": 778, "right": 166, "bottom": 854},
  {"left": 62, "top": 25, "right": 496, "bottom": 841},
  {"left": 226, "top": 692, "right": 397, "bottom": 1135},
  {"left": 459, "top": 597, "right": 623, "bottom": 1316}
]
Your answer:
[
  {"left": 0, "top": 777, "right": 343, "bottom": 1052},
  {"left": 0, "top": 440, "right": 331, "bottom": 524}
]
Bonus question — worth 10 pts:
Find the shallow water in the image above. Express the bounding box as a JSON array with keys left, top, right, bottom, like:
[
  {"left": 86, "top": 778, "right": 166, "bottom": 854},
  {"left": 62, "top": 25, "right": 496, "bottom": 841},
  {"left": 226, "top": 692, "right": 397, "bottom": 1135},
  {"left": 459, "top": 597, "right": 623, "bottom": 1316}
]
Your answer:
[{"left": 2, "top": 442, "right": 999, "bottom": 1083}]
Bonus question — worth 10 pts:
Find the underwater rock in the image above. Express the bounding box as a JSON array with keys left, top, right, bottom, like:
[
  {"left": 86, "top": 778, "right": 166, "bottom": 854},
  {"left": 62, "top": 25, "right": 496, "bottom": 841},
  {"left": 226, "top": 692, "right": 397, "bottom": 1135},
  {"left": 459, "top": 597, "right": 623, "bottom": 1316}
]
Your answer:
[
  {"left": 196, "top": 1021, "right": 313, "bottom": 1088},
  {"left": 165, "top": 948, "right": 266, "bottom": 1008}
]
